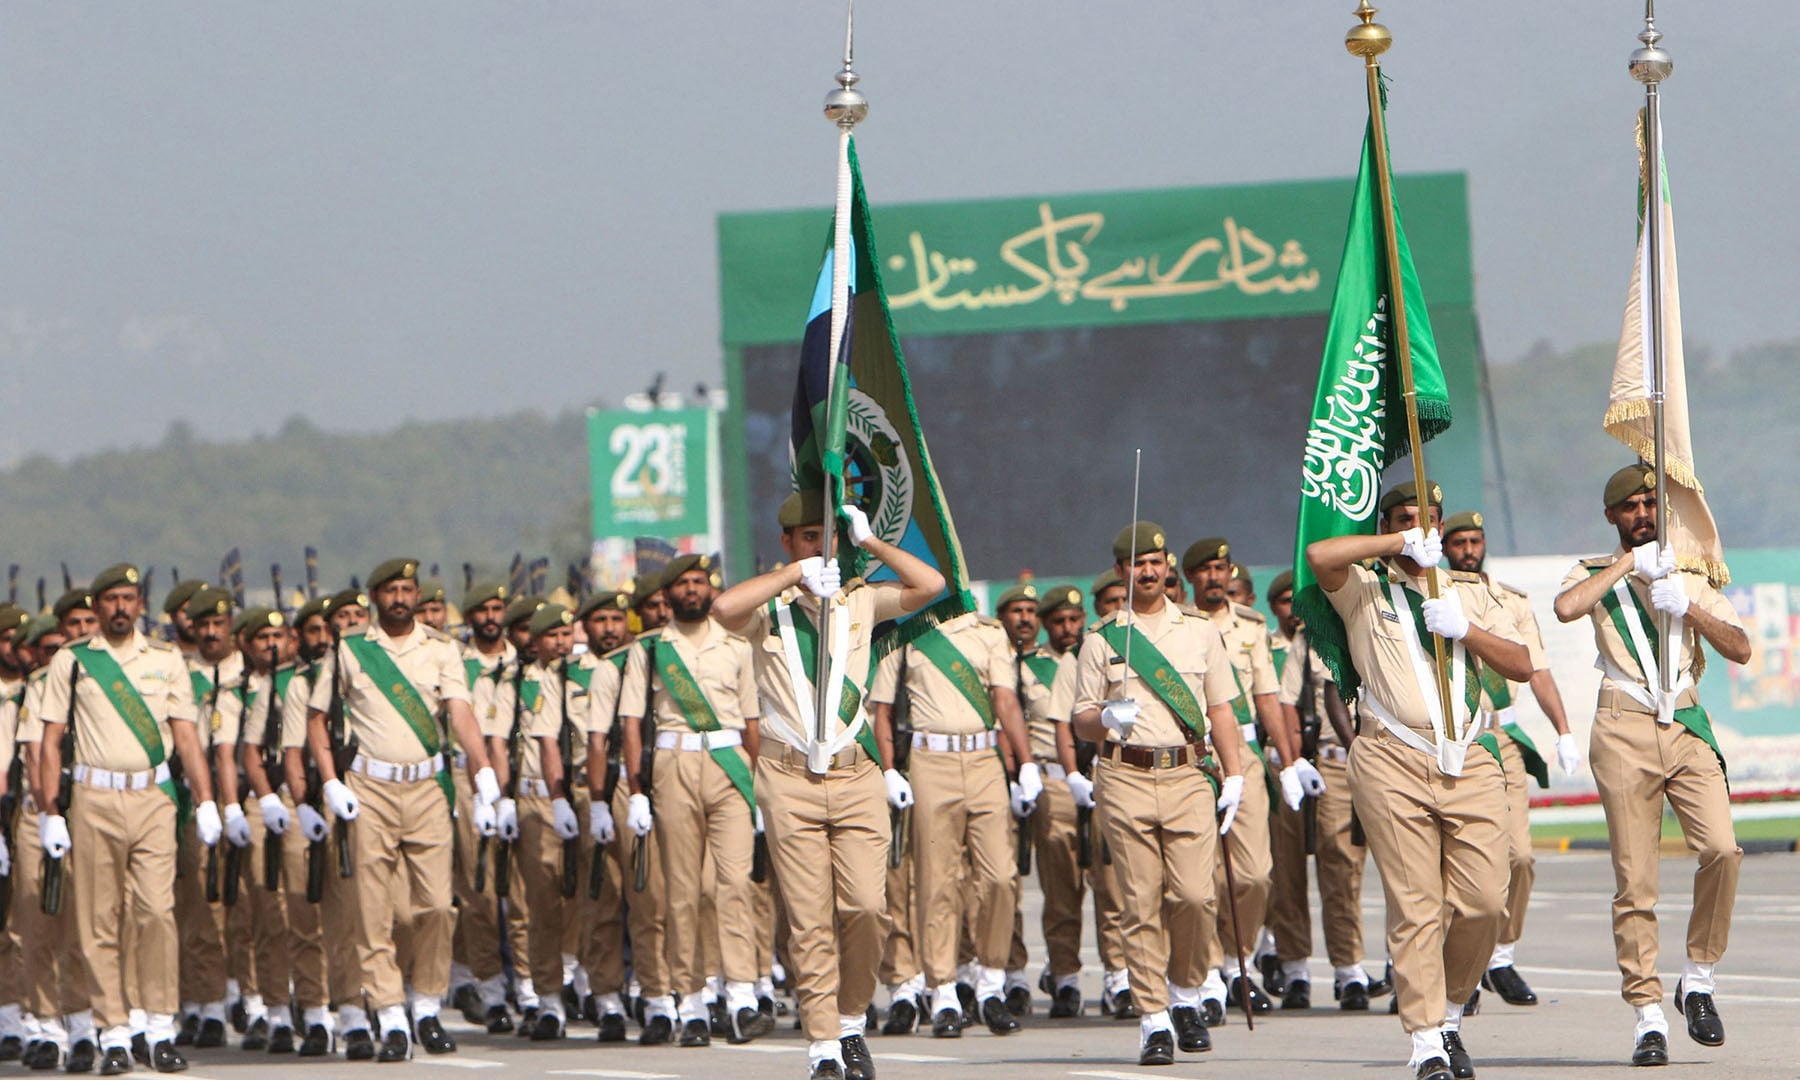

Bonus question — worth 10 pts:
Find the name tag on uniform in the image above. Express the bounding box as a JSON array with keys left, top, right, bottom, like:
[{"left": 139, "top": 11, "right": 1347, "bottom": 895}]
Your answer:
[
  {"left": 1379, "top": 609, "right": 1400, "bottom": 623},
  {"left": 1108, "top": 656, "right": 1126, "bottom": 665}
]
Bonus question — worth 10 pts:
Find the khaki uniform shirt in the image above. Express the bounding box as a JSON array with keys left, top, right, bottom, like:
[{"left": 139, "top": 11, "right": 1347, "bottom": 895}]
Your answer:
[
  {"left": 868, "top": 612, "right": 1011, "bottom": 737},
  {"left": 1276, "top": 629, "right": 1342, "bottom": 750},
  {"left": 1475, "top": 577, "right": 1550, "bottom": 732},
  {"left": 1014, "top": 645, "right": 1076, "bottom": 761},
  {"left": 188, "top": 651, "right": 246, "bottom": 752},
  {"left": 280, "top": 660, "right": 326, "bottom": 751},
  {"left": 38, "top": 631, "right": 196, "bottom": 772},
  {"left": 1207, "top": 603, "right": 1281, "bottom": 700},
  {"left": 238, "top": 665, "right": 303, "bottom": 757},
  {"left": 306, "top": 622, "right": 470, "bottom": 765},
  {"left": 1323, "top": 560, "right": 1508, "bottom": 737},
  {"left": 582, "top": 645, "right": 630, "bottom": 740},
  {"left": 0, "top": 673, "right": 23, "bottom": 775},
  {"left": 1559, "top": 550, "right": 1740, "bottom": 703},
  {"left": 490, "top": 657, "right": 569, "bottom": 783},
  {"left": 1073, "top": 601, "right": 1237, "bottom": 747},
  {"left": 461, "top": 640, "right": 518, "bottom": 734},
  {"left": 620, "top": 617, "right": 758, "bottom": 735},
  {"left": 740, "top": 582, "right": 909, "bottom": 752},
  {"left": 15, "top": 669, "right": 48, "bottom": 744}
]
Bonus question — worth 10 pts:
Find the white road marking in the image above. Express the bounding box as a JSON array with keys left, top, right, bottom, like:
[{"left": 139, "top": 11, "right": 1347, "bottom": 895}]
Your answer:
[
  {"left": 409, "top": 1057, "right": 506, "bottom": 1069},
  {"left": 717, "top": 1043, "right": 804, "bottom": 1053},
  {"left": 1534, "top": 985, "right": 1800, "bottom": 1003},
  {"left": 547, "top": 1070, "right": 681, "bottom": 1080},
  {"left": 881, "top": 1052, "right": 960, "bottom": 1062},
  {"left": 1072, "top": 1072, "right": 1204, "bottom": 1080}
]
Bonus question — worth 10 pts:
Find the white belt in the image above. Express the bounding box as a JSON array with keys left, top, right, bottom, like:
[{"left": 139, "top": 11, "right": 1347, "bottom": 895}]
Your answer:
[
  {"left": 1240, "top": 722, "right": 1260, "bottom": 745},
  {"left": 1037, "top": 761, "right": 1067, "bottom": 781},
  {"left": 72, "top": 762, "right": 171, "bottom": 791},
  {"left": 655, "top": 729, "right": 743, "bottom": 752},
  {"left": 517, "top": 778, "right": 551, "bottom": 798},
  {"left": 452, "top": 752, "right": 469, "bottom": 770},
  {"left": 349, "top": 753, "right": 443, "bottom": 783},
  {"left": 912, "top": 730, "right": 998, "bottom": 753},
  {"left": 1318, "top": 745, "right": 1348, "bottom": 764},
  {"left": 1359, "top": 692, "right": 1477, "bottom": 777}
]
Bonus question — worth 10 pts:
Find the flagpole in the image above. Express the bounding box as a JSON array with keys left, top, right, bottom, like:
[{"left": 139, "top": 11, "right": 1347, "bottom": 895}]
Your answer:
[
  {"left": 813, "top": 1, "right": 867, "bottom": 769},
  {"left": 1630, "top": 1, "right": 1677, "bottom": 696},
  {"left": 1345, "top": 2, "right": 1459, "bottom": 740}
]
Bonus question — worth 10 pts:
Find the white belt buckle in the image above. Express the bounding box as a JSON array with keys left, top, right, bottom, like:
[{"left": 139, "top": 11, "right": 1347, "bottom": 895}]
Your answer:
[{"left": 1437, "top": 741, "right": 1467, "bottom": 778}]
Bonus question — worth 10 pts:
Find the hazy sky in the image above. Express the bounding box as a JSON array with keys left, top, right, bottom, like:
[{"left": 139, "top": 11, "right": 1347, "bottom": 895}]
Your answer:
[{"left": 1, "top": 2, "right": 1793, "bottom": 464}]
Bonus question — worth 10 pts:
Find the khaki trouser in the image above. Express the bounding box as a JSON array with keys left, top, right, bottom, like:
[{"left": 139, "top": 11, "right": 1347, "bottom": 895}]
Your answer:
[
  {"left": 1268, "top": 754, "right": 1365, "bottom": 968},
  {"left": 1496, "top": 733, "right": 1536, "bottom": 950},
  {"left": 1195, "top": 747, "right": 1273, "bottom": 973},
  {"left": 1589, "top": 696, "right": 1740, "bottom": 1005},
  {"left": 1348, "top": 722, "right": 1507, "bottom": 1033},
  {"left": 227, "top": 871, "right": 255, "bottom": 990},
  {"left": 15, "top": 803, "right": 91, "bottom": 1020},
  {"left": 243, "top": 797, "right": 293, "bottom": 1009},
  {"left": 1096, "top": 755, "right": 1219, "bottom": 1014},
  {"left": 266, "top": 794, "right": 327, "bottom": 1009},
  {"left": 451, "top": 765, "right": 504, "bottom": 983},
  {"left": 319, "top": 809, "right": 362, "bottom": 1008},
  {"left": 1090, "top": 830, "right": 1127, "bottom": 973},
  {"left": 617, "top": 776, "right": 669, "bottom": 998},
  {"left": 516, "top": 793, "right": 577, "bottom": 1009},
  {"left": 757, "top": 746, "right": 886, "bottom": 1043},
  {"left": 751, "top": 872, "right": 776, "bottom": 979},
  {"left": 175, "top": 816, "right": 228, "bottom": 1006},
  {"left": 577, "top": 764, "right": 629, "bottom": 997},
  {"left": 910, "top": 746, "right": 1014, "bottom": 989},
  {"left": 345, "top": 771, "right": 454, "bottom": 1010},
  {"left": 71, "top": 785, "right": 180, "bottom": 1027},
  {"left": 879, "top": 839, "right": 919, "bottom": 987},
  {"left": 1031, "top": 772, "right": 1086, "bottom": 978},
  {"left": 653, "top": 744, "right": 758, "bottom": 993}
]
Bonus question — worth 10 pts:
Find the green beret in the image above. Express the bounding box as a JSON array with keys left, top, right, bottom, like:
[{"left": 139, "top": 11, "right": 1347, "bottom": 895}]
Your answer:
[
  {"left": 576, "top": 589, "right": 633, "bottom": 621},
  {"left": 463, "top": 581, "right": 509, "bottom": 611},
  {"left": 20, "top": 614, "right": 60, "bottom": 648},
  {"left": 52, "top": 588, "right": 93, "bottom": 620},
  {"left": 778, "top": 490, "right": 825, "bottom": 529},
  {"left": 1604, "top": 464, "right": 1657, "bottom": 509},
  {"left": 163, "top": 578, "right": 207, "bottom": 616},
  {"left": 0, "top": 604, "right": 26, "bottom": 639},
  {"left": 1181, "top": 537, "right": 1231, "bottom": 573},
  {"left": 1036, "top": 584, "right": 1083, "bottom": 619},
  {"left": 89, "top": 563, "right": 142, "bottom": 598},
  {"left": 294, "top": 597, "right": 330, "bottom": 626},
  {"left": 1266, "top": 570, "right": 1295, "bottom": 603},
  {"left": 185, "top": 586, "right": 234, "bottom": 621},
  {"left": 367, "top": 557, "right": 421, "bottom": 591},
  {"left": 1379, "top": 479, "right": 1443, "bottom": 514},
  {"left": 502, "top": 594, "right": 545, "bottom": 629},
  {"left": 630, "top": 573, "right": 663, "bottom": 611},
  {"left": 527, "top": 602, "right": 575, "bottom": 637},
  {"left": 994, "top": 583, "right": 1039, "bottom": 612},
  {"left": 327, "top": 588, "right": 369, "bottom": 614},
  {"left": 232, "top": 606, "right": 284, "bottom": 635},
  {"left": 417, "top": 578, "right": 446, "bottom": 604},
  {"left": 1442, "top": 510, "right": 1485, "bottom": 538},
  {"left": 658, "top": 553, "right": 715, "bottom": 593},
  {"left": 1090, "top": 569, "right": 1122, "bottom": 596},
  {"left": 1112, "top": 521, "right": 1168, "bottom": 563}
]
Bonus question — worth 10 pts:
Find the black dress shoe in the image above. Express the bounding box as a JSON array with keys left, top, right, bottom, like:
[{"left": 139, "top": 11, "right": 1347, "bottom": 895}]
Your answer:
[
  {"left": 596, "top": 1013, "right": 627, "bottom": 1042},
  {"left": 241, "top": 1018, "right": 269, "bottom": 1052},
  {"left": 1111, "top": 988, "right": 1140, "bottom": 1020},
  {"left": 452, "top": 984, "right": 483, "bottom": 1024},
  {"left": 1200, "top": 998, "right": 1225, "bottom": 1027},
  {"left": 1258, "top": 953, "right": 1288, "bottom": 997},
  {"left": 980, "top": 998, "right": 1019, "bottom": 1035},
  {"left": 930, "top": 1008, "right": 962, "bottom": 1038},
  {"left": 343, "top": 1029, "right": 375, "bottom": 1061},
  {"left": 561, "top": 984, "right": 581, "bottom": 1021},
  {"left": 173, "top": 1017, "right": 196, "bottom": 1049},
  {"left": 193, "top": 1021, "right": 225, "bottom": 1050},
  {"left": 296, "top": 1026, "right": 331, "bottom": 1058},
  {"left": 1673, "top": 979, "right": 1724, "bottom": 1046},
  {"left": 1004, "top": 985, "right": 1031, "bottom": 1018},
  {"left": 1414, "top": 1057, "right": 1452, "bottom": 1080},
  {"left": 809, "top": 1060, "right": 843, "bottom": 1080},
  {"left": 839, "top": 1033, "right": 875, "bottom": 1080},
  {"left": 729, "top": 1005, "right": 774, "bottom": 1044},
  {"left": 1138, "top": 1029, "right": 1174, "bottom": 1067},
  {"left": 266, "top": 1026, "right": 294, "bottom": 1055},
  {"left": 375, "top": 1030, "right": 410, "bottom": 1062},
  {"left": 417, "top": 1017, "right": 455, "bottom": 1055},
  {"left": 229, "top": 1002, "right": 248, "bottom": 1035},
  {"left": 149, "top": 1042, "right": 185, "bottom": 1074},
  {"left": 484, "top": 1005, "right": 514, "bottom": 1035},
  {"left": 582, "top": 994, "right": 600, "bottom": 1025},
  {"left": 1229, "top": 975, "right": 1274, "bottom": 1014},
  {"left": 515, "top": 1007, "right": 538, "bottom": 1038},
  {"left": 677, "top": 1019, "right": 710, "bottom": 1047},
  {"left": 66, "top": 1040, "right": 97, "bottom": 1074},
  {"left": 1370, "top": 962, "right": 1395, "bottom": 997},
  {"left": 1442, "top": 1031, "right": 1475, "bottom": 1079},
  {"left": 1282, "top": 980, "right": 1312, "bottom": 1010},
  {"left": 1631, "top": 1030, "right": 1669, "bottom": 1067},
  {"left": 26, "top": 1041, "right": 60, "bottom": 1070},
  {"left": 954, "top": 983, "right": 976, "bottom": 1024},
  {"left": 131, "top": 1035, "right": 150, "bottom": 1067},
  {"left": 529, "top": 1012, "right": 564, "bottom": 1042},
  {"left": 1171, "top": 1006, "right": 1210, "bottom": 1053},
  {"left": 638, "top": 1015, "right": 673, "bottom": 1046},
  {"left": 98, "top": 1048, "right": 131, "bottom": 1077},
  {"left": 1482, "top": 965, "right": 1538, "bottom": 1006},
  {"left": 707, "top": 999, "right": 729, "bottom": 1038},
  {"left": 1339, "top": 981, "right": 1370, "bottom": 1011},
  {"left": 1463, "top": 988, "right": 1481, "bottom": 1016},
  {"left": 0, "top": 1037, "right": 24, "bottom": 1062},
  {"left": 881, "top": 997, "right": 918, "bottom": 1035},
  {"left": 1049, "top": 985, "right": 1081, "bottom": 1018}
]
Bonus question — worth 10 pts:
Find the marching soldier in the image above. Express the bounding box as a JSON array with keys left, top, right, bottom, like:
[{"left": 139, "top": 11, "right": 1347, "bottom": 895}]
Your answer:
[
  {"left": 1305, "top": 481, "right": 1533, "bottom": 1080},
  {"left": 1441, "top": 511, "right": 1582, "bottom": 1008},
  {"left": 1072, "top": 523, "right": 1248, "bottom": 1066},
  {"left": 0, "top": 606, "right": 29, "bottom": 1063},
  {"left": 36, "top": 563, "right": 223, "bottom": 1075},
  {"left": 574, "top": 589, "right": 640, "bottom": 1041},
  {"left": 1090, "top": 571, "right": 1126, "bottom": 620},
  {"left": 161, "top": 581, "right": 207, "bottom": 662},
  {"left": 1551, "top": 466, "right": 1747, "bottom": 1067},
  {"left": 305, "top": 558, "right": 502, "bottom": 1061},
  {"left": 994, "top": 584, "right": 1045, "bottom": 1017}
]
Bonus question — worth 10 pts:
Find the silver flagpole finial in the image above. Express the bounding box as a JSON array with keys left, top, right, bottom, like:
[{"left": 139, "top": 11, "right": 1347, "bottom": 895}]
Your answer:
[
  {"left": 1629, "top": 0, "right": 1673, "bottom": 85},
  {"left": 824, "top": 0, "right": 868, "bottom": 130}
]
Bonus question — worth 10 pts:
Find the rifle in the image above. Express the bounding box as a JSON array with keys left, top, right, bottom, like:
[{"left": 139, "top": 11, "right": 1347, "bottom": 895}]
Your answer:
[
  {"left": 1073, "top": 736, "right": 1097, "bottom": 869},
  {"left": 297, "top": 658, "right": 328, "bottom": 903},
  {"left": 494, "top": 658, "right": 526, "bottom": 900},
  {"left": 221, "top": 665, "right": 250, "bottom": 907},
  {"left": 41, "top": 660, "right": 79, "bottom": 916},
  {"left": 6, "top": 564, "right": 16, "bottom": 604},
  {"left": 327, "top": 630, "right": 355, "bottom": 881},
  {"left": 0, "top": 759, "right": 21, "bottom": 930},
  {"left": 473, "top": 657, "right": 499, "bottom": 893},
  {"left": 631, "top": 709, "right": 654, "bottom": 893},
  {"left": 587, "top": 654, "right": 625, "bottom": 901},
  {"left": 262, "top": 644, "right": 285, "bottom": 892},
  {"left": 1296, "top": 636, "right": 1322, "bottom": 857},
  {"left": 1012, "top": 651, "right": 1032, "bottom": 879},
  {"left": 204, "top": 664, "right": 223, "bottom": 904},
  {"left": 886, "top": 646, "right": 913, "bottom": 871},
  {"left": 303, "top": 548, "right": 320, "bottom": 600},
  {"left": 557, "top": 660, "right": 579, "bottom": 899}
]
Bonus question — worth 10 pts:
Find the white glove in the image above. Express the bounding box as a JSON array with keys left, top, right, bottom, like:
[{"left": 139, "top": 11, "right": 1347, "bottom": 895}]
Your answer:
[
  {"left": 1277, "top": 765, "right": 1306, "bottom": 812},
  {"left": 1399, "top": 527, "right": 1442, "bottom": 569},
  {"left": 1065, "top": 771, "right": 1095, "bottom": 809},
  {"left": 589, "top": 799, "right": 616, "bottom": 844},
  {"left": 296, "top": 804, "right": 328, "bottom": 842},
  {"left": 40, "top": 814, "right": 71, "bottom": 859},
  {"left": 550, "top": 797, "right": 580, "bottom": 840},
  {"left": 496, "top": 797, "right": 520, "bottom": 842},
  {"left": 797, "top": 556, "right": 841, "bottom": 600},
  {"left": 473, "top": 766, "right": 502, "bottom": 807},
  {"left": 626, "top": 793, "right": 654, "bottom": 837},
  {"left": 0, "top": 832, "right": 8, "bottom": 876},
  {"left": 1555, "top": 733, "right": 1583, "bottom": 777},
  {"left": 1100, "top": 699, "right": 1139, "bottom": 740},
  {"left": 1292, "top": 758, "right": 1327, "bottom": 796},
  {"left": 471, "top": 798, "right": 497, "bottom": 837},
  {"left": 1017, "top": 761, "right": 1043, "bottom": 804},
  {"left": 195, "top": 801, "right": 223, "bottom": 847},
  {"left": 753, "top": 806, "right": 765, "bottom": 835},
  {"left": 840, "top": 504, "right": 876, "bottom": 547},
  {"left": 1632, "top": 541, "right": 1674, "bottom": 582},
  {"left": 1651, "top": 576, "right": 1690, "bottom": 617},
  {"left": 223, "top": 803, "right": 252, "bottom": 848},
  {"left": 259, "top": 793, "right": 290, "bottom": 836},
  {"left": 322, "top": 778, "right": 359, "bottom": 822},
  {"left": 1009, "top": 782, "right": 1034, "bottom": 819},
  {"left": 883, "top": 768, "right": 914, "bottom": 810},
  {"left": 1216, "top": 775, "right": 1245, "bottom": 835},
  {"left": 1422, "top": 590, "right": 1470, "bottom": 641}
]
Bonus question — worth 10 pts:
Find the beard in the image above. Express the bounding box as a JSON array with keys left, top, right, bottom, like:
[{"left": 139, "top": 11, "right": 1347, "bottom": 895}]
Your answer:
[{"left": 671, "top": 593, "right": 714, "bottom": 623}]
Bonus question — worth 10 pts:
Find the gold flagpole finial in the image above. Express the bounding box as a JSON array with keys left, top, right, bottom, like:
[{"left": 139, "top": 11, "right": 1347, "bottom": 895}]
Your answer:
[{"left": 1345, "top": 2, "right": 1391, "bottom": 60}]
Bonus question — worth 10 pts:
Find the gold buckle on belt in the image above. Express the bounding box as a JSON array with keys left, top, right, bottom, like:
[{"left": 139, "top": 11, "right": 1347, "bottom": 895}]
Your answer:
[{"left": 1157, "top": 749, "right": 1174, "bottom": 768}]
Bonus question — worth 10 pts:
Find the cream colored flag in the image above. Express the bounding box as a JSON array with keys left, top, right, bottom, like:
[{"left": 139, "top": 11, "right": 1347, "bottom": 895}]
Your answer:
[{"left": 1604, "top": 110, "right": 1727, "bottom": 586}]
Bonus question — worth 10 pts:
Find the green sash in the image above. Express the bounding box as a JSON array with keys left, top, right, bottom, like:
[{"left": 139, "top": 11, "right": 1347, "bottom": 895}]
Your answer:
[
  {"left": 1475, "top": 664, "right": 1548, "bottom": 788},
  {"left": 1586, "top": 567, "right": 1726, "bottom": 777},
  {"left": 776, "top": 600, "right": 879, "bottom": 763},
  {"left": 910, "top": 628, "right": 995, "bottom": 729},
  {"left": 1096, "top": 620, "right": 1208, "bottom": 740},
  {"left": 652, "top": 639, "right": 756, "bottom": 810},
  {"left": 566, "top": 663, "right": 594, "bottom": 691},
  {"left": 189, "top": 669, "right": 212, "bottom": 707},
  {"left": 69, "top": 643, "right": 180, "bottom": 807},
  {"left": 520, "top": 680, "right": 543, "bottom": 713},
  {"left": 1271, "top": 644, "right": 1288, "bottom": 680},
  {"left": 1022, "top": 653, "right": 1059, "bottom": 690},
  {"left": 341, "top": 634, "right": 456, "bottom": 805}
]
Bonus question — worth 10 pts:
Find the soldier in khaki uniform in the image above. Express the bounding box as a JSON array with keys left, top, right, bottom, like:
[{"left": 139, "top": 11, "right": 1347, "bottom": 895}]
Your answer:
[
  {"left": 305, "top": 558, "right": 502, "bottom": 1061},
  {"left": 0, "top": 606, "right": 30, "bottom": 1063},
  {"left": 576, "top": 589, "right": 637, "bottom": 1041},
  {"left": 712, "top": 491, "right": 945, "bottom": 1080},
  {"left": 1078, "top": 576, "right": 1136, "bottom": 1019},
  {"left": 1090, "top": 571, "right": 1126, "bottom": 620},
  {"left": 1552, "top": 466, "right": 1748, "bottom": 1067},
  {"left": 1307, "top": 481, "right": 1533, "bottom": 1080},
  {"left": 36, "top": 563, "right": 223, "bottom": 1075},
  {"left": 1441, "top": 511, "right": 1583, "bottom": 1009}
]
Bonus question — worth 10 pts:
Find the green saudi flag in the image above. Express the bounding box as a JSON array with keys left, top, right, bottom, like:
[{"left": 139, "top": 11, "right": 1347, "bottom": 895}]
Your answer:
[{"left": 1291, "top": 111, "right": 1452, "bottom": 701}]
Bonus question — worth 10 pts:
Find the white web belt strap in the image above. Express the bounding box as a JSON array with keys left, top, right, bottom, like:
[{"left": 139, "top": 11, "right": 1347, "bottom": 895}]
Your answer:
[
  {"left": 1604, "top": 578, "right": 1690, "bottom": 725},
  {"left": 1382, "top": 577, "right": 1478, "bottom": 777},
  {"left": 773, "top": 600, "right": 866, "bottom": 772}
]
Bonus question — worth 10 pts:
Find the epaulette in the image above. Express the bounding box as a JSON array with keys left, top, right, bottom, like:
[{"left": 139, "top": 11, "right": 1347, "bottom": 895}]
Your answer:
[
  {"left": 1493, "top": 580, "right": 1528, "bottom": 599},
  {"left": 1580, "top": 554, "right": 1616, "bottom": 568},
  {"left": 26, "top": 667, "right": 48, "bottom": 685},
  {"left": 1177, "top": 603, "right": 1206, "bottom": 618},
  {"left": 419, "top": 624, "right": 452, "bottom": 642},
  {"left": 1447, "top": 569, "right": 1483, "bottom": 584},
  {"left": 976, "top": 614, "right": 1003, "bottom": 628},
  {"left": 1232, "top": 602, "right": 1266, "bottom": 622}
]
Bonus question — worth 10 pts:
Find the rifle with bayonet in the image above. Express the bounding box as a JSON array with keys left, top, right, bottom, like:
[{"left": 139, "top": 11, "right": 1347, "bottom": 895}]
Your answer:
[
  {"left": 494, "top": 659, "right": 526, "bottom": 900},
  {"left": 41, "top": 659, "right": 79, "bottom": 915},
  {"left": 261, "top": 641, "right": 286, "bottom": 892},
  {"left": 327, "top": 629, "right": 355, "bottom": 882},
  {"left": 886, "top": 645, "right": 913, "bottom": 870},
  {"left": 557, "top": 659, "right": 579, "bottom": 899}
]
